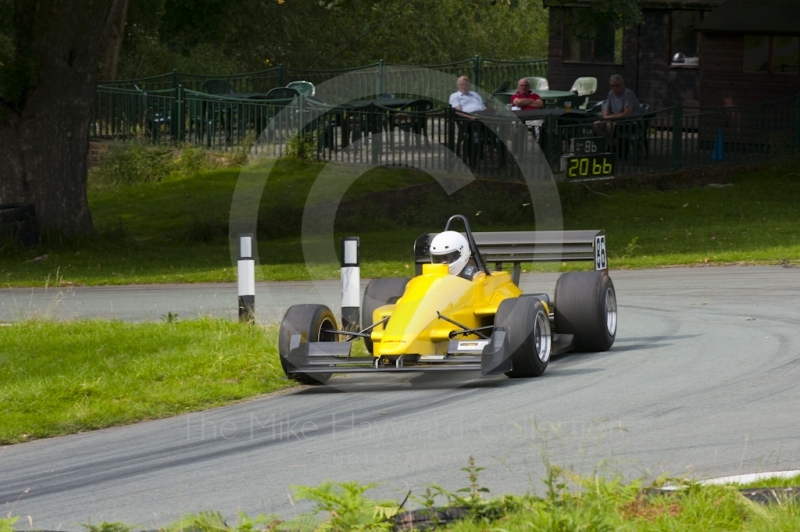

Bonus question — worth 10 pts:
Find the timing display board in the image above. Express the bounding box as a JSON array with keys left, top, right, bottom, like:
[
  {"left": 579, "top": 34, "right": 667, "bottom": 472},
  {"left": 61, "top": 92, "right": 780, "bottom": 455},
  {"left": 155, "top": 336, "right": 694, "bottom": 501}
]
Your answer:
[
  {"left": 570, "top": 136, "right": 606, "bottom": 155},
  {"left": 563, "top": 153, "right": 615, "bottom": 179}
]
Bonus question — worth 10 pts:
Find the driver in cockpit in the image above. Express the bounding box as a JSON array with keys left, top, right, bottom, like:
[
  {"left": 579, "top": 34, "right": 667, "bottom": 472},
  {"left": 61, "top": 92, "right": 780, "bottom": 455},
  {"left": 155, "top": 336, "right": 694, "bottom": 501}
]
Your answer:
[{"left": 429, "top": 231, "right": 485, "bottom": 281}]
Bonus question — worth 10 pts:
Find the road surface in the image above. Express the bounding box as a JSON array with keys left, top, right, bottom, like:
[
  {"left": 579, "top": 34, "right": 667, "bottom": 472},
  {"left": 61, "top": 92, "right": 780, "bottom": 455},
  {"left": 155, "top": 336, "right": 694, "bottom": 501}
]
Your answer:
[{"left": 2, "top": 266, "right": 799, "bottom": 530}]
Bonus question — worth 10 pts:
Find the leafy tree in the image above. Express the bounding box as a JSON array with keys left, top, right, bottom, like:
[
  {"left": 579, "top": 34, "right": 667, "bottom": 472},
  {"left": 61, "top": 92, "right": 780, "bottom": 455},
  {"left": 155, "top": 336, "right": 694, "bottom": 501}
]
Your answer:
[
  {"left": 547, "top": 0, "right": 643, "bottom": 40},
  {"left": 117, "top": 0, "right": 550, "bottom": 77}
]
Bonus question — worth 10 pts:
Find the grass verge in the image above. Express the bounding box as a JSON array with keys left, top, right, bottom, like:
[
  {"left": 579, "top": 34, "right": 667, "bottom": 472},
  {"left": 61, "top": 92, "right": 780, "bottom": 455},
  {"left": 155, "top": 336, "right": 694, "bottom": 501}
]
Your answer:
[
  {"left": 0, "top": 318, "right": 288, "bottom": 444},
  {"left": 1, "top": 156, "right": 799, "bottom": 287}
]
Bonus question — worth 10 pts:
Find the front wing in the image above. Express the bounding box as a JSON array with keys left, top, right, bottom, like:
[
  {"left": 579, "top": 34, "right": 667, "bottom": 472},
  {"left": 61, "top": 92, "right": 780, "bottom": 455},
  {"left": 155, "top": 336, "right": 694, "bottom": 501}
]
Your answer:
[{"left": 282, "top": 330, "right": 574, "bottom": 377}]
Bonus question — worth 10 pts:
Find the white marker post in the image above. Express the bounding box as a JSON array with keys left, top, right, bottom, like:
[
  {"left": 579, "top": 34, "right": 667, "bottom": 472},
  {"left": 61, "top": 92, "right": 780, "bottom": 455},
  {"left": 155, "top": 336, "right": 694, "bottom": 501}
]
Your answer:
[
  {"left": 341, "top": 236, "right": 360, "bottom": 331},
  {"left": 238, "top": 233, "right": 255, "bottom": 323}
]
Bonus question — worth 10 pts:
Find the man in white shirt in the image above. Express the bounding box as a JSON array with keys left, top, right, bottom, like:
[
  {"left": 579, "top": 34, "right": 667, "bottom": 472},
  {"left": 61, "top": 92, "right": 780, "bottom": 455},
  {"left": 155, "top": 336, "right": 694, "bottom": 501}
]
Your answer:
[{"left": 449, "top": 76, "right": 486, "bottom": 114}]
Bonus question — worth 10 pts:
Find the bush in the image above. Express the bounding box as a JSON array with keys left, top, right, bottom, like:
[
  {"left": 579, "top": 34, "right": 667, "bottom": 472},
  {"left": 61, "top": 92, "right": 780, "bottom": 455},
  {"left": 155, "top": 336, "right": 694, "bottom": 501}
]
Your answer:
[
  {"left": 88, "top": 143, "right": 224, "bottom": 191},
  {"left": 285, "top": 132, "right": 317, "bottom": 161},
  {"left": 89, "top": 143, "right": 173, "bottom": 190}
]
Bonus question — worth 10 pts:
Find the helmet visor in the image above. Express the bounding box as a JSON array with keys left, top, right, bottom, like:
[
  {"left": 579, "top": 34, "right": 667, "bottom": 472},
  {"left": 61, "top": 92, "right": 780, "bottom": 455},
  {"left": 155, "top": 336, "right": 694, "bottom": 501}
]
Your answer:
[{"left": 431, "top": 250, "right": 461, "bottom": 265}]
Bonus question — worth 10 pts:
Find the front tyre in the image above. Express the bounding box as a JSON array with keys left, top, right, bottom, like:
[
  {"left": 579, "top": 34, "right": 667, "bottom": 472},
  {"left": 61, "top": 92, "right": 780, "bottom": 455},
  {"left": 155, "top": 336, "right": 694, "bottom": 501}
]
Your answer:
[
  {"left": 554, "top": 270, "right": 617, "bottom": 352},
  {"left": 278, "top": 304, "right": 337, "bottom": 384},
  {"left": 495, "top": 297, "right": 551, "bottom": 378}
]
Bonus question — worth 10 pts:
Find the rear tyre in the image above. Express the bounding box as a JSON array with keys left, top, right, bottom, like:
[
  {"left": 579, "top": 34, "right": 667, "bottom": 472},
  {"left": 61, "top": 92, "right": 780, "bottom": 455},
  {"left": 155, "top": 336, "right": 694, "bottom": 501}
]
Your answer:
[
  {"left": 278, "top": 304, "right": 337, "bottom": 384},
  {"left": 362, "top": 277, "right": 410, "bottom": 353},
  {"left": 495, "top": 297, "right": 551, "bottom": 378},
  {"left": 554, "top": 270, "right": 617, "bottom": 352}
]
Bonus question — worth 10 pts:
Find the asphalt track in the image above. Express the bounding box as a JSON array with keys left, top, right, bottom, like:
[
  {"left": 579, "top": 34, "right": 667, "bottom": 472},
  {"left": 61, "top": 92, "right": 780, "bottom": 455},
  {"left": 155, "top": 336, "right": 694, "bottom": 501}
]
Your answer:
[{"left": 2, "top": 266, "right": 800, "bottom": 530}]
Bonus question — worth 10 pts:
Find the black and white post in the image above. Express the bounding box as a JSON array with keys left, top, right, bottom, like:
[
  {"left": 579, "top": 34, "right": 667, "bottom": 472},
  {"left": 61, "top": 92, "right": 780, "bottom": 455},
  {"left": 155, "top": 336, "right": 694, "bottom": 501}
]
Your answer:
[
  {"left": 238, "top": 233, "right": 255, "bottom": 323},
  {"left": 340, "top": 236, "right": 360, "bottom": 331}
]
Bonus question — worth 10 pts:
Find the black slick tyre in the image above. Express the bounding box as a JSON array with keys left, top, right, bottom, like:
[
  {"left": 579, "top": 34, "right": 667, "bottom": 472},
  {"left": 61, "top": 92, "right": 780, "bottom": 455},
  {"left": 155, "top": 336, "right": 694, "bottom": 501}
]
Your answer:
[
  {"left": 554, "top": 270, "right": 617, "bottom": 352},
  {"left": 361, "top": 277, "right": 410, "bottom": 353},
  {"left": 495, "top": 296, "right": 551, "bottom": 378},
  {"left": 278, "top": 304, "right": 337, "bottom": 384}
]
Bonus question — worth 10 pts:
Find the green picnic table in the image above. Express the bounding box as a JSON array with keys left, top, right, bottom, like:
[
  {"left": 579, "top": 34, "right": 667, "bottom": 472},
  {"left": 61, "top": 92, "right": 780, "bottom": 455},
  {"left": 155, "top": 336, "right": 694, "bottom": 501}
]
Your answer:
[{"left": 494, "top": 89, "right": 583, "bottom": 108}]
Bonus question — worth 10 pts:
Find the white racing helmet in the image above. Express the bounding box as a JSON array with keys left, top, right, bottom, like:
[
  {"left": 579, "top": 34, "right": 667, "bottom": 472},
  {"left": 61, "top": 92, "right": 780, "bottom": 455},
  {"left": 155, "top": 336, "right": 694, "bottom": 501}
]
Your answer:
[{"left": 430, "top": 231, "right": 470, "bottom": 275}]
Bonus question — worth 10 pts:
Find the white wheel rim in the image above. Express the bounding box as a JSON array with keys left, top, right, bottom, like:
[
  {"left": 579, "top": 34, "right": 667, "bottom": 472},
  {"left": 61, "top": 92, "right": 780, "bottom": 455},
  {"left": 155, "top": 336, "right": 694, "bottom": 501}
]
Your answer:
[
  {"left": 534, "top": 310, "right": 551, "bottom": 363},
  {"left": 605, "top": 287, "right": 617, "bottom": 336}
]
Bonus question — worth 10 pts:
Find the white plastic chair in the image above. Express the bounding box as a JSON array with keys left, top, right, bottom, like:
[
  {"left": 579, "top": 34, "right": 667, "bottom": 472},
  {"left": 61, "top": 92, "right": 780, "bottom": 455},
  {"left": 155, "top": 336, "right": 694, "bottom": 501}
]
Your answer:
[
  {"left": 570, "top": 77, "right": 597, "bottom": 96},
  {"left": 524, "top": 77, "right": 549, "bottom": 91},
  {"left": 286, "top": 80, "right": 315, "bottom": 97}
]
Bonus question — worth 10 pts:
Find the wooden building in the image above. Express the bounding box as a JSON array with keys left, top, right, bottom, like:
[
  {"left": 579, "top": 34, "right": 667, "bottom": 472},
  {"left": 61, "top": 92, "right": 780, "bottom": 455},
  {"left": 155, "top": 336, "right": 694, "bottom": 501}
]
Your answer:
[
  {"left": 696, "top": 0, "right": 800, "bottom": 107},
  {"left": 543, "top": 0, "right": 724, "bottom": 110}
]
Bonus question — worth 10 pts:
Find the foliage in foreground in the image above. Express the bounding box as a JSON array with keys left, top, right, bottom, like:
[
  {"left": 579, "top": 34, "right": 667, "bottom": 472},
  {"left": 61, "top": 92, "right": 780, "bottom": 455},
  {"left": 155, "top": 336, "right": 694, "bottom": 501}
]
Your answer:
[
  {"left": 0, "top": 318, "right": 286, "bottom": 444},
  {"left": 48, "top": 459, "right": 800, "bottom": 531},
  {"left": 0, "top": 515, "right": 18, "bottom": 532}
]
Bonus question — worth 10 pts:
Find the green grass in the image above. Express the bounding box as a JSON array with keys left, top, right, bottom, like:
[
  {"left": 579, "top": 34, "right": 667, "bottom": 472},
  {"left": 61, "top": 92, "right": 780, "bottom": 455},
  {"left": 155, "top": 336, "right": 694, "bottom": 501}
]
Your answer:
[
  {"left": 443, "top": 483, "right": 800, "bottom": 531},
  {"left": 33, "top": 465, "right": 800, "bottom": 531},
  {"left": 734, "top": 473, "right": 800, "bottom": 489},
  {"left": 1, "top": 157, "right": 799, "bottom": 287},
  {"left": 0, "top": 318, "right": 289, "bottom": 444}
]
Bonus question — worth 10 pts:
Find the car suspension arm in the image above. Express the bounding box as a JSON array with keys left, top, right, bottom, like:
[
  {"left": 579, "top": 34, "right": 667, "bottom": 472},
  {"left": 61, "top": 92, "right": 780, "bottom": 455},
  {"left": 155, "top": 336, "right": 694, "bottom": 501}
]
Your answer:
[
  {"left": 436, "top": 311, "right": 491, "bottom": 340},
  {"left": 324, "top": 317, "right": 390, "bottom": 342}
]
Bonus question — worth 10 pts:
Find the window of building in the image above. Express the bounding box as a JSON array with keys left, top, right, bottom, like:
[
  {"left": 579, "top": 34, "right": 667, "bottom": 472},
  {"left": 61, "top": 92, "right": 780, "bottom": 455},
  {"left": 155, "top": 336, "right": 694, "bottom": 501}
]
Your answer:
[
  {"left": 564, "top": 20, "right": 623, "bottom": 64},
  {"left": 744, "top": 35, "right": 799, "bottom": 73},
  {"left": 773, "top": 36, "right": 799, "bottom": 74},
  {"left": 670, "top": 10, "right": 703, "bottom": 66},
  {"left": 744, "top": 35, "right": 771, "bottom": 72}
]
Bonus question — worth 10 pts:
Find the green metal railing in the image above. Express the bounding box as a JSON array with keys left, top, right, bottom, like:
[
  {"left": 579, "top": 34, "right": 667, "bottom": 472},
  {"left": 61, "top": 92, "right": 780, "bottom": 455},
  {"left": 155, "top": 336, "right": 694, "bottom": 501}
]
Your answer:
[
  {"left": 92, "top": 82, "right": 800, "bottom": 178},
  {"left": 92, "top": 86, "right": 177, "bottom": 142},
  {"left": 98, "top": 57, "right": 548, "bottom": 97}
]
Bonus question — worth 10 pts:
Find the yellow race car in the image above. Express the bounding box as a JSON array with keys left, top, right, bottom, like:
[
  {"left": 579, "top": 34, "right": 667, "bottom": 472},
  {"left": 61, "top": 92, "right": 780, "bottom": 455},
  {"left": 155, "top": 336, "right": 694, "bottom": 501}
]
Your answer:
[{"left": 279, "top": 215, "right": 616, "bottom": 384}]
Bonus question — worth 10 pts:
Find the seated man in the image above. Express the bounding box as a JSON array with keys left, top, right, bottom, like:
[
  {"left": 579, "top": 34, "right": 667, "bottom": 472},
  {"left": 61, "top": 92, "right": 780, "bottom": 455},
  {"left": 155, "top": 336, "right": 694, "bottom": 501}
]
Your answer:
[
  {"left": 429, "top": 231, "right": 484, "bottom": 281},
  {"left": 510, "top": 78, "right": 543, "bottom": 111},
  {"left": 449, "top": 75, "right": 486, "bottom": 114},
  {"left": 510, "top": 77, "right": 544, "bottom": 139},
  {"left": 592, "top": 74, "right": 641, "bottom": 145}
]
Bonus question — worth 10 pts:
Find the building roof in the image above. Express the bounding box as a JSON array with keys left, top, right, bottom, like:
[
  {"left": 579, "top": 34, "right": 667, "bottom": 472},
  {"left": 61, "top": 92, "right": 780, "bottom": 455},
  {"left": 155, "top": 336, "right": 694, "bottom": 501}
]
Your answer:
[
  {"left": 696, "top": 0, "right": 800, "bottom": 33},
  {"left": 542, "top": 0, "right": 723, "bottom": 8}
]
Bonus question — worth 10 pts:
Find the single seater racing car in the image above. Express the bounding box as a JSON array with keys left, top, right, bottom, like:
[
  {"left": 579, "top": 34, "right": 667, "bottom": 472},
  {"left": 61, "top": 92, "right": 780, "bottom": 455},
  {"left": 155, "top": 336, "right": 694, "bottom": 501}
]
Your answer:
[{"left": 278, "top": 214, "right": 617, "bottom": 383}]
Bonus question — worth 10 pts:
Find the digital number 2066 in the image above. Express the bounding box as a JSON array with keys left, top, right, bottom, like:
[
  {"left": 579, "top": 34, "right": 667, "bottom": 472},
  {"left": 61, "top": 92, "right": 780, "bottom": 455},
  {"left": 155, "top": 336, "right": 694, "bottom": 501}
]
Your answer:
[{"left": 567, "top": 156, "right": 613, "bottom": 178}]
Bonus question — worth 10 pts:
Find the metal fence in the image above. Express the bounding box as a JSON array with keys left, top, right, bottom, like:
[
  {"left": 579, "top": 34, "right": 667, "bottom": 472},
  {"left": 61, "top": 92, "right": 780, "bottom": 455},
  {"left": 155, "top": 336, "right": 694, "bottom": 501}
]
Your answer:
[
  {"left": 98, "top": 57, "right": 548, "bottom": 98},
  {"left": 91, "top": 83, "right": 800, "bottom": 178}
]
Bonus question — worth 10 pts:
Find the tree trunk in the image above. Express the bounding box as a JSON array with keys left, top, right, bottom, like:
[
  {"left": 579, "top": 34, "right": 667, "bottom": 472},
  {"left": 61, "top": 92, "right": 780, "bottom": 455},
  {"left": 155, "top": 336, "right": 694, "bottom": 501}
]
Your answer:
[
  {"left": 0, "top": 0, "right": 114, "bottom": 237},
  {"left": 99, "top": 0, "right": 130, "bottom": 81}
]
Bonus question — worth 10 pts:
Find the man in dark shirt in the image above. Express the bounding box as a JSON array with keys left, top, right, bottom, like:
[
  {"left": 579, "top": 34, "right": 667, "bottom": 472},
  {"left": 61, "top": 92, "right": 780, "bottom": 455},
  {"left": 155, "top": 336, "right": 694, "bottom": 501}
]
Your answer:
[{"left": 592, "top": 74, "right": 641, "bottom": 143}]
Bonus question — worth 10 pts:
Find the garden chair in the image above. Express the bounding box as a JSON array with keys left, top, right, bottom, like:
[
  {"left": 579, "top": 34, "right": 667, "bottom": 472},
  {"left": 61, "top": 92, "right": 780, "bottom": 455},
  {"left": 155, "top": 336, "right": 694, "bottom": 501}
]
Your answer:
[
  {"left": 569, "top": 77, "right": 597, "bottom": 109},
  {"left": 570, "top": 77, "right": 597, "bottom": 96},
  {"left": 391, "top": 99, "right": 434, "bottom": 147},
  {"left": 286, "top": 80, "right": 315, "bottom": 97},
  {"left": 524, "top": 77, "right": 549, "bottom": 91},
  {"left": 201, "top": 79, "right": 233, "bottom": 95},
  {"left": 133, "top": 85, "right": 170, "bottom": 140}
]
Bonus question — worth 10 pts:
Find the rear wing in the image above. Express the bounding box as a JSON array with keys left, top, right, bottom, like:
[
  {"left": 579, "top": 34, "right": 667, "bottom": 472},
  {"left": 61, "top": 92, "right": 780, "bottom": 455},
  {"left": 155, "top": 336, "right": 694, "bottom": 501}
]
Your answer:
[{"left": 414, "top": 230, "right": 607, "bottom": 284}]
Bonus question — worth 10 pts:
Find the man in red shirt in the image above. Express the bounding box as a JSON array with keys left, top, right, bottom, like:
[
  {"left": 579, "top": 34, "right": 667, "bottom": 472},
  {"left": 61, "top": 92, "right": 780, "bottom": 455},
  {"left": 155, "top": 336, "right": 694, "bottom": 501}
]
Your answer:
[{"left": 511, "top": 78, "right": 543, "bottom": 110}]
